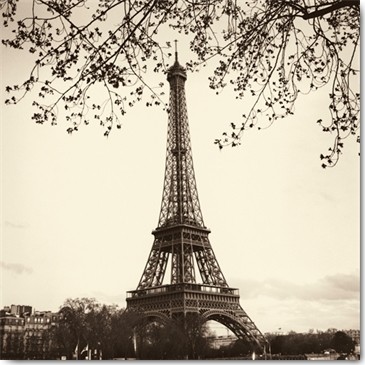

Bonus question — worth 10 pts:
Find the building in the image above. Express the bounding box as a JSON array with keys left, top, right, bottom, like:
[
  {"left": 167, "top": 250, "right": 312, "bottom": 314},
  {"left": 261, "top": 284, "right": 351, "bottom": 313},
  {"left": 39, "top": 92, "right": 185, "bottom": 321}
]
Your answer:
[
  {"left": 0, "top": 315, "right": 26, "bottom": 359},
  {"left": 210, "top": 335, "right": 236, "bottom": 350},
  {"left": 10, "top": 305, "right": 32, "bottom": 317},
  {"left": 23, "top": 311, "right": 59, "bottom": 359},
  {"left": 0, "top": 305, "right": 59, "bottom": 360}
]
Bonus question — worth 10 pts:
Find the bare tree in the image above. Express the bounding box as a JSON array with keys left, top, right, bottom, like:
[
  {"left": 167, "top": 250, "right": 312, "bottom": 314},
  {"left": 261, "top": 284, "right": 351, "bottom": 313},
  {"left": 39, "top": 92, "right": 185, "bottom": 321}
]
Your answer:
[
  {"left": 54, "top": 298, "right": 140, "bottom": 359},
  {"left": 1, "top": 0, "right": 359, "bottom": 167}
]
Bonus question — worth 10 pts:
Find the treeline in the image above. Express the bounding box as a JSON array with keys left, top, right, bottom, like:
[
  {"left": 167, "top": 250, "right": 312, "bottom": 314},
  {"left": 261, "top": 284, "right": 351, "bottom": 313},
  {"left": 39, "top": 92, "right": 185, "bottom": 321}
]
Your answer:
[
  {"left": 267, "top": 330, "right": 355, "bottom": 355},
  {"left": 51, "top": 298, "right": 212, "bottom": 360},
  {"left": 208, "top": 330, "right": 355, "bottom": 359},
  {"left": 2, "top": 297, "right": 356, "bottom": 360},
  {"left": 53, "top": 297, "right": 354, "bottom": 359}
]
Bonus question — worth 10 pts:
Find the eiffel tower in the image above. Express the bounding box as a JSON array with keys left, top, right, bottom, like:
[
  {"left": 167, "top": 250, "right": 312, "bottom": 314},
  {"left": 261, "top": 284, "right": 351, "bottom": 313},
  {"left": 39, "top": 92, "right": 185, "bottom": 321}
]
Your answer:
[{"left": 126, "top": 47, "right": 268, "bottom": 355}]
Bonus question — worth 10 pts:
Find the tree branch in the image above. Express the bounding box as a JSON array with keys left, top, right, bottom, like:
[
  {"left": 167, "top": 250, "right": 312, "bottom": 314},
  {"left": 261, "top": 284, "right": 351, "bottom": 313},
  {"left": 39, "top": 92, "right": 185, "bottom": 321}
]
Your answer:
[{"left": 302, "top": 0, "right": 360, "bottom": 20}]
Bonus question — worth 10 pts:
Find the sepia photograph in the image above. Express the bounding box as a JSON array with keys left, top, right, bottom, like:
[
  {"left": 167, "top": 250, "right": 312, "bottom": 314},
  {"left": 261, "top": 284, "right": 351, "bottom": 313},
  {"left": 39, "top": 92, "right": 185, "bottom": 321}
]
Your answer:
[{"left": 0, "top": 0, "right": 360, "bottom": 360}]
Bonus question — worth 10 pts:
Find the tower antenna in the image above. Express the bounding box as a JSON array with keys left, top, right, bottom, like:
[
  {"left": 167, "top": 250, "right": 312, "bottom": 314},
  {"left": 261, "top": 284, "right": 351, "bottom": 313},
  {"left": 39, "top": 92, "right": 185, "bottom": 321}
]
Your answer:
[{"left": 174, "top": 40, "right": 178, "bottom": 62}]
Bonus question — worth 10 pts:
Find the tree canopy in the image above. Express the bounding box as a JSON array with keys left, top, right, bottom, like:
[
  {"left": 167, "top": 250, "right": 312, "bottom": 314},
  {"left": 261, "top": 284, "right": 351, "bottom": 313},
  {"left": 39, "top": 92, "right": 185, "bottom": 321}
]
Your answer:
[
  {"left": 1, "top": 0, "right": 360, "bottom": 167},
  {"left": 331, "top": 331, "right": 355, "bottom": 354},
  {"left": 52, "top": 298, "right": 138, "bottom": 360}
]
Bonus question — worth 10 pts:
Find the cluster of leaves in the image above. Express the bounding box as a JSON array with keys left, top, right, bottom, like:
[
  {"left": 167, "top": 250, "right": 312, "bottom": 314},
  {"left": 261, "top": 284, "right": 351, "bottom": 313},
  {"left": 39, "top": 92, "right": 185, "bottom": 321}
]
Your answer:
[{"left": 1, "top": 0, "right": 360, "bottom": 166}]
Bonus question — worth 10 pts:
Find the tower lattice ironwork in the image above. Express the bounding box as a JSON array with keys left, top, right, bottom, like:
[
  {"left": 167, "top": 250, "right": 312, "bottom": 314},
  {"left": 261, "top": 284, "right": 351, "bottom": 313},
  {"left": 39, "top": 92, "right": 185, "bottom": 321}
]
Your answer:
[{"left": 126, "top": 50, "right": 268, "bottom": 353}]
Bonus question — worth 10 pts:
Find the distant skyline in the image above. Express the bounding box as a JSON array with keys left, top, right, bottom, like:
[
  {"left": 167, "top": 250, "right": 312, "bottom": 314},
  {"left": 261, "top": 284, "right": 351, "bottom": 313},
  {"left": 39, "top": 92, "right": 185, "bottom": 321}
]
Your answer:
[{"left": 1, "top": 9, "right": 360, "bottom": 334}]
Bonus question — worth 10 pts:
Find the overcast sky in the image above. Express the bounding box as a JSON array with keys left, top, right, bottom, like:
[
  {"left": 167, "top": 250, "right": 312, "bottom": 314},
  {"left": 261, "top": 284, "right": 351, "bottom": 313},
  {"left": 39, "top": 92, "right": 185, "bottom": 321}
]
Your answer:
[{"left": 0, "top": 4, "right": 360, "bottom": 335}]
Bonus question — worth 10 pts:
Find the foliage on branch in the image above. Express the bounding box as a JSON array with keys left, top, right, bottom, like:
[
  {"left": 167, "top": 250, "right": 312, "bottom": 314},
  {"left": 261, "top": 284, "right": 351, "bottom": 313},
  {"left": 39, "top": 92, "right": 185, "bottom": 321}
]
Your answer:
[
  {"left": 208, "top": 0, "right": 360, "bottom": 168},
  {"left": 1, "top": 0, "right": 360, "bottom": 167}
]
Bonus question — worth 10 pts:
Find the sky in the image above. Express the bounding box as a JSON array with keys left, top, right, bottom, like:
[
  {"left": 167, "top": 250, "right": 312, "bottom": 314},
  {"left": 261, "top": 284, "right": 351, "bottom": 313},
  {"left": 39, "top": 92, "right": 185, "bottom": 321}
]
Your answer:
[{"left": 0, "top": 3, "right": 360, "bottom": 335}]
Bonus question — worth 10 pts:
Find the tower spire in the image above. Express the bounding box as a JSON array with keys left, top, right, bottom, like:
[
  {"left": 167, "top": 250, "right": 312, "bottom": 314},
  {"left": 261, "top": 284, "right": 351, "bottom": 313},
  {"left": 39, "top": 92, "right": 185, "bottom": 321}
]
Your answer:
[
  {"left": 162, "top": 45, "right": 200, "bottom": 227},
  {"left": 174, "top": 39, "right": 178, "bottom": 62}
]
